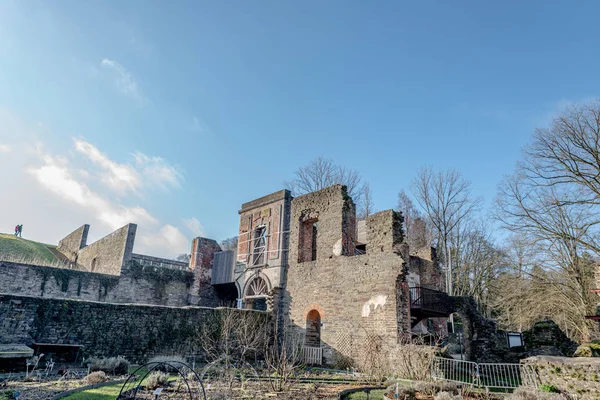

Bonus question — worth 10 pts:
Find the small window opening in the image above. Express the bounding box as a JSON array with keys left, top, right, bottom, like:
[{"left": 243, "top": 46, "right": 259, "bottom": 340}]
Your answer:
[
  {"left": 252, "top": 226, "right": 266, "bottom": 266},
  {"left": 91, "top": 257, "right": 97, "bottom": 272},
  {"left": 299, "top": 219, "right": 318, "bottom": 263}
]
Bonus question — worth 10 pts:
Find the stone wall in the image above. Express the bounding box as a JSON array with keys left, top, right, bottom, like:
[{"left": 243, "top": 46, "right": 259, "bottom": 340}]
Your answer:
[
  {"left": 189, "top": 237, "right": 223, "bottom": 307},
  {"left": 131, "top": 253, "right": 188, "bottom": 272},
  {"left": 283, "top": 185, "right": 409, "bottom": 366},
  {"left": 522, "top": 356, "right": 600, "bottom": 399},
  {"left": 57, "top": 225, "right": 89, "bottom": 263},
  {"left": 0, "top": 294, "right": 266, "bottom": 362},
  {"left": 76, "top": 224, "right": 136, "bottom": 275},
  {"left": 0, "top": 261, "right": 192, "bottom": 307}
]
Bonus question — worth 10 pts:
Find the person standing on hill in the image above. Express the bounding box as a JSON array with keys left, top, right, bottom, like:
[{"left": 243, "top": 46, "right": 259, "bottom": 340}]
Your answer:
[
  {"left": 14, "top": 225, "right": 18, "bottom": 236},
  {"left": 17, "top": 224, "right": 22, "bottom": 237}
]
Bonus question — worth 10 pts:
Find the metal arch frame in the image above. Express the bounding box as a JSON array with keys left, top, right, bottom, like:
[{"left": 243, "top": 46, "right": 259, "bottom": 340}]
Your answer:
[{"left": 118, "top": 360, "right": 206, "bottom": 400}]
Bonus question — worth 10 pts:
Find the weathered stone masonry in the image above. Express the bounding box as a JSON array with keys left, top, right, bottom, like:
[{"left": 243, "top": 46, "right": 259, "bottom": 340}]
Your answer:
[
  {"left": 0, "top": 293, "right": 266, "bottom": 362},
  {"left": 0, "top": 261, "right": 192, "bottom": 307},
  {"left": 283, "top": 185, "right": 411, "bottom": 364}
]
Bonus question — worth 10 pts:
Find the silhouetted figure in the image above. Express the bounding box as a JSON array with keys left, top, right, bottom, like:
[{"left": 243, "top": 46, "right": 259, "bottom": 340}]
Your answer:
[
  {"left": 17, "top": 224, "right": 22, "bottom": 237},
  {"left": 14, "top": 225, "right": 18, "bottom": 236}
]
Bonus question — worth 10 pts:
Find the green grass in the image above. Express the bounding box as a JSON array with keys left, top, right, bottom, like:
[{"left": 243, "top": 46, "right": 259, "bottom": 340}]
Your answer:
[
  {"left": 0, "top": 233, "right": 62, "bottom": 264},
  {"left": 347, "top": 389, "right": 386, "bottom": 399},
  {"left": 61, "top": 382, "right": 124, "bottom": 400}
]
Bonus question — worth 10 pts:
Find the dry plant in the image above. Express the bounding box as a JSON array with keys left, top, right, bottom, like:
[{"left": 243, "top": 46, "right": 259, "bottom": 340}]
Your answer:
[
  {"left": 263, "top": 321, "right": 305, "bottom": 392},
  {"left": 388, "top": 336, "right": 438, "bottom": 381},
  {"left": 200, "top": 308, "right": 267, "bottom": 389},
  {"left": 0, "top": 253, "right": 68, "bottom": 269}
]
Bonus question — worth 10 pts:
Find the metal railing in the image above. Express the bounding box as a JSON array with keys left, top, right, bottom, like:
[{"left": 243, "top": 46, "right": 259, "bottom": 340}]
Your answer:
[
  {"left": 409, "top": 286, "right": 454, "bottom": 316},
  {"left": 303, "top": 347, "right": 323, "bottom": 365},
  {"left": 431, "top": 357, "right": 538, "bottom": 390}
]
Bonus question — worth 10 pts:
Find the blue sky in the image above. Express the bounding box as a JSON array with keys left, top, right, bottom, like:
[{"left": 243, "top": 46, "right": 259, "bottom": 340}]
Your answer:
[{"left": 1, "top": 0, "right": 599, "bottom": 257}]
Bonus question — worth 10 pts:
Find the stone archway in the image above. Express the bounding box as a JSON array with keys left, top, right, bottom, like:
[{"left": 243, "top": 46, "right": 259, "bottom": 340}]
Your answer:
[{"left": 305, "top": 309, "right": 321, "bottom": 347}]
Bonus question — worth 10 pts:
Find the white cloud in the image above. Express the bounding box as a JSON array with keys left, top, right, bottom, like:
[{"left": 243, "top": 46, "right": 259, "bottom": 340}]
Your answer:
[
  {"left": 133, "top": 152, "right": 183, "bottom": 189},
  {"left": 74, "top": 139, "right": 183, "bottom": 195},
  {"left": 29, "top": 153, "right": 156, "bottom": 230},
  {"left": 0, "top": 144, "right": 10, "bottom": 153},
  {"left": 74, "top": 138, "right": 141, "bottom": 195},
  {"left": 0, "top": 109, "right": 194, "bottom": 258},
  {"left": 100, "top": 58, "right": 145, "bottom": 103},
  {"left": 182, "top": 217, "right": 204, "bottom": 237},
  {"left": 138, "top": 224, "right": 189, "bottom": 255}
]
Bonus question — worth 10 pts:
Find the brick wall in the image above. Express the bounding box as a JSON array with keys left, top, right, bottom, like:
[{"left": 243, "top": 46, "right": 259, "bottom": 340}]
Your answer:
[
  {"left": 0, "top": 261, "right": 191, "bottom": 307},
  {"left": 0, "top": 294, "right": 266, "bottom": 362}
]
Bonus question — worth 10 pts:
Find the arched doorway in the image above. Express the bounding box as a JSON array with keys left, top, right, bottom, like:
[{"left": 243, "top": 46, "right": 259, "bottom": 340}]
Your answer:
[
  {"left": 245, "top": 277, "right": 269, "bottom": 311},
  {"left": 305, "top": 309, "right": 321, "bottom": 347}
]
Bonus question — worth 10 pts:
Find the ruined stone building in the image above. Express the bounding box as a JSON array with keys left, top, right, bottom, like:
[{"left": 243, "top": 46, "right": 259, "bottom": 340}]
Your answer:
[
  {"left": 0, "top": 184, "right": 452, "bottom": 366},
  {"left": 209, "top": 185, "right": 453, "bottom": 364}
]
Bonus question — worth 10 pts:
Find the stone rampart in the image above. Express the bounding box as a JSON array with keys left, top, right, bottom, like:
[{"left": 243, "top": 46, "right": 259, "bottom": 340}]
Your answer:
[
  {"left": 0, "top": 294, "right": 266, "bottom": 362},
  {"left": 0, "top": 261, "right": 192, "bottom": 306}
]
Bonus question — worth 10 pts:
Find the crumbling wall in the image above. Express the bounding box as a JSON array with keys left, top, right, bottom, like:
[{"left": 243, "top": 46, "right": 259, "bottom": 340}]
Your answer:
[
  {"left": 57, "top": 224, "right": 89, "bottom": 263},
  {"left": 0, "top": 293, "right": 267, "bottom": 362},
  {"left": 522, "top": 356, "right": 600, "bottom": 399},
  {"left": 77, "top": 224, "right": 136, "bottom": 275},
  {"left": 0, "top": 261, "right": 192, "bottom": 306},
  {"left": 284, "top": 185, "right": 408, "bottom": 366},
  {"left": 189, "top": 237, "right": 222, "bottom": 307}
]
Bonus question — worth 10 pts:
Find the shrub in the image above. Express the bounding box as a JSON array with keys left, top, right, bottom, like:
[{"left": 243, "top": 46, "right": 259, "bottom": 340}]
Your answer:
[
  {"left": 145, "top": 371, "right": 170, "bottom": 390},
  {"left": 539, "top": 384, "right": 560, "bottom": 393},
  {"left": 88, "top": 356, "right": 130, "bottom": 375},
  {"left": 508, "top": 387, "right": 567, "bottom": 400},
  {"left": 84, "top": 371, "right": 109, "bottom": 385},
  {"left": 434, "top": 392, "right": 461, "bottom": 400},
  {"left": 147, "top": 355, "right": 187, "bottom": 371},
  {"left": 414, "top": 381, "right": 459, "bottom": 397},
  {"left": 384, "top": 384, "right": 416, "bottom": 400}
]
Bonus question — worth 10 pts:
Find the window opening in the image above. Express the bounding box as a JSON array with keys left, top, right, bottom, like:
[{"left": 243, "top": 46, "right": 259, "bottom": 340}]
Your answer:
[
  {"left": 299, "top": 219, "right": 318, "bottom": 263},
  {"left": 252, "top": 225, "right": 267, "bottom": 266}
]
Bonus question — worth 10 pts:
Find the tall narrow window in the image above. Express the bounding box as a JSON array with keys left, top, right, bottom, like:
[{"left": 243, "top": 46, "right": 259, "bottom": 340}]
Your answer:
[
  {"left": 299, "top": 218, "right": 318, "bottom": 263},
  {"left": 252, "top": 226, "right": 266, "bottom": 266}
]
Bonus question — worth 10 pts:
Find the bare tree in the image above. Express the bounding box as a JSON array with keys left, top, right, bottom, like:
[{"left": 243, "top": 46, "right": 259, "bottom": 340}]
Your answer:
[
  {"left": 411, "top": 167, "right": 482, "bottom": 297},
  {"left": 285, "top": 156, "right": 367, "bottom": 207},
  {"left": 357, "top": 183, "right": 375, "bottom": 220},
  {"left": 219, "top": 236, "right": 238, "bottom": 252},
  {"left": 493, "top": 101, "right": 600, "bottom": 342},
  {"left": 397, "top": 189, "right": 434, "bottom": 250}
]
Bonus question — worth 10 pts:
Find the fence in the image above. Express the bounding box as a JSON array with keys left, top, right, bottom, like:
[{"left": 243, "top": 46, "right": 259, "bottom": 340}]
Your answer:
[
  {"left": 431, "top": 357, "right": 538, "bottom": 390},
  {"left": 303, "top": 347, "right": 323, "bottom": 365}
]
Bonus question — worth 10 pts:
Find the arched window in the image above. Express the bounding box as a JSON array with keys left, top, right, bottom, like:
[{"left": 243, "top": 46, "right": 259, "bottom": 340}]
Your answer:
[
  {"left": 245, "top": 277, "right": 268, "bottom": 311},
  {"left": 246, "top": 277, "right": 268, "bottom": 297},
  {"left": 305, "top": 309, "right": 321, "bottom": 347}
]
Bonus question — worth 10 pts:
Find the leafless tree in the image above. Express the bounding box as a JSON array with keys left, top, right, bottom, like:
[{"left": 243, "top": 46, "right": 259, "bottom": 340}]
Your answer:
[
  {"left": 493, "top": 101, "right": 600, "bottom": 342},
  {"left": 357, "top": 183, "right": 375, "bottom": 220},
  {"left": 285, "top": 156, "right": 367, "bottom": 208},
  {"left": 263, "top": 320, "right": 305, "bottom": 392},
  {"left": 219, "top": 236, "right": 238, "bottom": 252},
  {"left": 397, "top": 189, "right": 434, "bottom": 250},
  {"left": 200, "top": 308, "right": 268, "bottom": 389},
  {"left": 411, "top": 167, "right": 482, "bottom": 297}
]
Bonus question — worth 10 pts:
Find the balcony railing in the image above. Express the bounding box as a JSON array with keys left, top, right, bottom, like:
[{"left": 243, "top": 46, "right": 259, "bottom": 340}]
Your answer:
[{"left": 409, "top": 286, "right": 454, "bottom": 317}]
